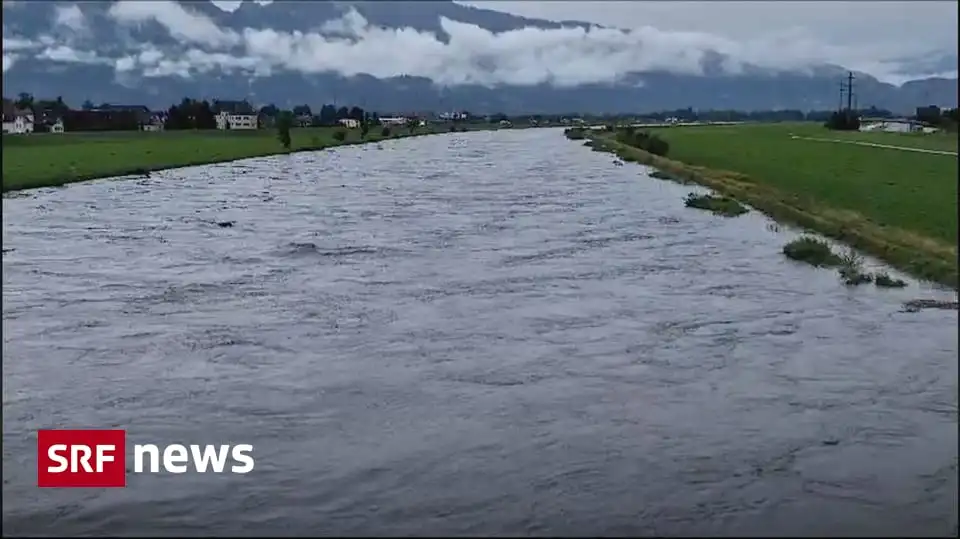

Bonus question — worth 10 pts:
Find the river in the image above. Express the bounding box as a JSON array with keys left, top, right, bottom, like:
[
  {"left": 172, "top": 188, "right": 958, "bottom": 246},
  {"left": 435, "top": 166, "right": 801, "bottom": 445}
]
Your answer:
[{"left": 2, "top": 129, "right": 957, "bottom": 536}]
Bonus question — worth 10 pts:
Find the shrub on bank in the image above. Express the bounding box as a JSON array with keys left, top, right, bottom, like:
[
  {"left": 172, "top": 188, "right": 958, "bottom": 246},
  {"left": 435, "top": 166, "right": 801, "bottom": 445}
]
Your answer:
[
  {"left": 683, "top": 193, "right": 748, "bottom": 217},
  {"left": 381, "top": 127, "right": 391, "bottom": 137},
  {"left": 838, "top": 250, "right": 872, "bottom": 286},
  {"left": 615, "top": 128, "right": 670, "bottom": 156},
  {"left": 333, "top": 130, "right": 347, "bottom": 142},
  {"left": 873, "top": 272, "right": 907, "bottom": 288},
  {"left": 782, "top": 236, "right": 842, "bottom": 267}
]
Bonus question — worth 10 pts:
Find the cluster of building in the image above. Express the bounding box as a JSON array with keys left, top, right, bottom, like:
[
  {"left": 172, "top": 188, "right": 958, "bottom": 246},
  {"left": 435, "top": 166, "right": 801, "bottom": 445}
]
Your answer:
[{"left": 1, "top": 96, "right": 439, "bottom": 135}]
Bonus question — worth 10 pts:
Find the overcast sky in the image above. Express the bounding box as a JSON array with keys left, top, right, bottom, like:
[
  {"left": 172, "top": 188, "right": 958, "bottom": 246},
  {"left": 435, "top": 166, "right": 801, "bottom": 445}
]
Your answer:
[
  {"left": 4, "top": 0, "right": 957, "bottom": 85},
  {"left": 459, "top": 1, "right": 958, "bottom": 76}
]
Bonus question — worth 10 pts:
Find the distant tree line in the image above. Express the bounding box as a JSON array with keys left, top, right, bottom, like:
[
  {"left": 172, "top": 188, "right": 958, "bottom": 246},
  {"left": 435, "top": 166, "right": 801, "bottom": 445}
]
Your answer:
[{"left": 915, "top": 105, "right": 959, "bottom": 131}]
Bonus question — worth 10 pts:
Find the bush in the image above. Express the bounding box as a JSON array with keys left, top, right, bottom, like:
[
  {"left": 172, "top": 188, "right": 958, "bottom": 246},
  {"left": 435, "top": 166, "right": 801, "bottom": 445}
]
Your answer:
[
  {"left": 782, "top": 236, "right": 842, "bottom": 267},
  {"left": 683, "top": 193, "right": 748, "bottom": 217},
  {"left": 333, "top": 130, "right": 346, "bottom": 142},
  {"left": 381, "top": 127, "right": 391, "bottom": 137},
  {"left": 276, "top": 111, "right": 293, "bottom": 150},
  {"left": 873, "top": 272, "right": 907, "bottom": 288},
  {"left": 837, "top": 250, "right": 872, "bottom": 286},
  {"left": 825, "top": 110, "right": 861, "bottom": 131},
  {"left": 615, "top": 128, "right": 670, "bottom": 156}
]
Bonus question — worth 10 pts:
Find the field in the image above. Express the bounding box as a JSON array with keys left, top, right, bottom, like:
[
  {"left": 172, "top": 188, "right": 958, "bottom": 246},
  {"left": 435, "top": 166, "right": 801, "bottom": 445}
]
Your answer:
[
  {"left": 648, "top": 122, "right": 958, "bottom": 244},
  {"left": 1, "top": 126, "right": 434, "bottom": 192},
  {"left": 591, "top": 122, "right": 958, "bottom": 286}
]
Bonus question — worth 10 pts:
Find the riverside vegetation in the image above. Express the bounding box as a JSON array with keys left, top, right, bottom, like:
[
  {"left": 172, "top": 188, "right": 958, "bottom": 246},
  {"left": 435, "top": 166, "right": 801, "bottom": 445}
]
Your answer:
[{"left": 566, "top": 123, "right": 958, "bottom": 288}]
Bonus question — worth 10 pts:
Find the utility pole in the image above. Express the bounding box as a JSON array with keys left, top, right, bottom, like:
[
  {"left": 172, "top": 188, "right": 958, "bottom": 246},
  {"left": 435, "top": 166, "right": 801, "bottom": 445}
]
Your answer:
[{"left": 846, "top": 71, "right": 855, "bottom": 113}]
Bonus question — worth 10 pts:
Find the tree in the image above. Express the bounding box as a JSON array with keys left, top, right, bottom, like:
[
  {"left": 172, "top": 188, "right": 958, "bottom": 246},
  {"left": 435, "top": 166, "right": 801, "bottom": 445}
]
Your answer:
[
  {"left": 259, "top": 104, "right": 278, "bottom": 118},
  {"left": 319, "top": 104, "right": 337, "bottom": 125},
  {"left": 82, "top": 99, "right": 95, "bottom": 110},
  {"left": 277, "top": 110, "right": 293, "bottom": 150},
  {"left": 348, "top": 106, "right": 364, "bottom": 122},
  {"left": 360, "top": 121, "right": 369, "bottom": 139},
  {"left": 293, "top": 104, "right": 312, "bottom": 117},
  {"left": 15, "top": 92, "right": 33, "bottom": 110},
  {"left": 336, "top": 106, "right": 349, "bottom": 120}
]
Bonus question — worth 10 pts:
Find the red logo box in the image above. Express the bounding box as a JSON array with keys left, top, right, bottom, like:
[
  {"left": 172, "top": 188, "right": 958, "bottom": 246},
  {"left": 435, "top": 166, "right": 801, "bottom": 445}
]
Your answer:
[{"left": 37, "top": 429, "right": 127, "bottom": 488}]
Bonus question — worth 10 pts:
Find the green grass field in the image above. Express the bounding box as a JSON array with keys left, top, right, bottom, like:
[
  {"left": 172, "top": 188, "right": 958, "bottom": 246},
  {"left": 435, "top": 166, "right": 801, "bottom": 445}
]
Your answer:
[
  {"left": 1, "top": 126, "right": 433, "bottom": 192},
  {"left": 648, "top": 122, "right": 958, "bottom": 245}
]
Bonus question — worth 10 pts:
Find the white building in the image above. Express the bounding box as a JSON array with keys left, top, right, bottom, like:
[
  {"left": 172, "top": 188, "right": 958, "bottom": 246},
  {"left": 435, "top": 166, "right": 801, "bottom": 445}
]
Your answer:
[
  {"left": 216, "top": 111, "right": 258, "bottom": 130},
  {"left": 2, "top": 106, "right": 34, "bottom": 134},
  {"left": 379, "top": 117, "right": 408, "bottom": 126},
  {"left": 48, "top": 118, "right": 64, "bottom": 133},
  {"left": 859, "top": 119, "right": 922, "bottom": 133},
  {"left": 339, "top": 118, "right": 360, "bottom": 129},
  {"left": 213, "top": 100, "right": 258, "bottom": 130}
]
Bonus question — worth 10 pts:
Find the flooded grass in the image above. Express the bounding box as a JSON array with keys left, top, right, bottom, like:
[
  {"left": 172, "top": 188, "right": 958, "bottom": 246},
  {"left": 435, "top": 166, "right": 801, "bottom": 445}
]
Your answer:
[
  {"left": 577, "top": 131, "right": 958, "bottom": 288},
  {"left": 564, "top": 127, "right": 587, "bottom": 140},
  {"left": 837, "top": 250, "right": 873, "bottom": 286},
  {"left": 782, "top": 236, "right": 842, "bottom": 267},
  {"left": 683, "top": 193, "right": 749, "bottom": 217},
  {"left": 873, "top": 272, "right": 908, "bottom": 288},
  {"left": 650, "top": 170, "right": 677, "bottom": 180}
]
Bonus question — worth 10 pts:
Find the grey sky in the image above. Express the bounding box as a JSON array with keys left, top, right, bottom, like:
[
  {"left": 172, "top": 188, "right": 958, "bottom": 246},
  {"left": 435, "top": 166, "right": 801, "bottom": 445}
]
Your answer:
[{"left": 4, "top": 1, "right": 957, "bottom": 84}]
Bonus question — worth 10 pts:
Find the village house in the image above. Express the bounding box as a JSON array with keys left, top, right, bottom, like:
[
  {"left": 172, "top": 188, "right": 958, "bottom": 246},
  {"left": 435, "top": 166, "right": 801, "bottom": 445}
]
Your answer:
[
  {"left": 379, "top": 117, "right": 408, "bottom": 126},
  {"left": 213, "top": 100, "right": 258, "bottom": 130},
  {"left": 32, "top": 104, "right": 66, "bottom": 134},
  {"left": 338, "top": 118, "right": 360, "bottom": 129},
  {"left": 296, "top": 114, "right": 313, "bottom": 128},
  {"left": 142, "top": 111, "right": 167, "bottom": 132},
  {"left": 2, "top": 99, "right": 35, "bottom": 134}
]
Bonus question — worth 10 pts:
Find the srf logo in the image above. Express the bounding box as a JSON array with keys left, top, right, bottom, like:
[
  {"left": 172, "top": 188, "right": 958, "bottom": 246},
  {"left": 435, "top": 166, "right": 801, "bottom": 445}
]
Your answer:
[{"left": 37, "top": 429, "right": 126, "bottom": 488}]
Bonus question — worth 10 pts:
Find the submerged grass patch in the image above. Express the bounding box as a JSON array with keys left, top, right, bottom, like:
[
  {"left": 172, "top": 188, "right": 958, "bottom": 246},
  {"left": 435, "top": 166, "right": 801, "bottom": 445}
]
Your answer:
[
  {"left": 683, "top": 193, "right": 749, "bottom": 217},
  {"left": 873, "top": 272, "right": 907, "bottom": 288},
  {"left": 837, "top": 250, "right": 873, "bottom": 286},
  {"left": 782, "top": 236, "right": 842, "bottom": 267}
]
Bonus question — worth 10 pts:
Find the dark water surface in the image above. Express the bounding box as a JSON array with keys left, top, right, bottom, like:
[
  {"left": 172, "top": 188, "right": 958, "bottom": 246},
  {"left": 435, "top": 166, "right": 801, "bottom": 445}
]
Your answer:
[{"left": 3, "top": 130, "right": 957, "bottom": 536}]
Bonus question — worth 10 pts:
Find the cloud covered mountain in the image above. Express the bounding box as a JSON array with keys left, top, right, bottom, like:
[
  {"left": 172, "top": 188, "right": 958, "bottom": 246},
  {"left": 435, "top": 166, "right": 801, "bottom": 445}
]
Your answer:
[{"left": 2, "top": 0, "right": 956, "bottom": 114}]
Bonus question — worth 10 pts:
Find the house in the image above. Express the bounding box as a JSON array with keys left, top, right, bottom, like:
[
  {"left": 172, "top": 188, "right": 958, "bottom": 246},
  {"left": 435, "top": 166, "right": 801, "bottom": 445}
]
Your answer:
[
  {"left": 859, "top": 119, "right": 923, "bottom": 133},
  {"left": 339, "top": 118, "right": 360, "bottom": 129},
  {"left": 379, "top": 117, "right": 408, "bottom": 126},
  {"left": 2, "top": 99, "right": 34, "bottom": 134},
  {"left": 213, "top": 100, "right": 258, "bottom": 130},
  {"left": 143, "top": 112, "right": 166, "bottom": 131},
  {"left": 32, "top": 104, "right": 66, "bottom": 134},
  {"left": 295, "top": 114, "right": 313, "bottom": 128}
]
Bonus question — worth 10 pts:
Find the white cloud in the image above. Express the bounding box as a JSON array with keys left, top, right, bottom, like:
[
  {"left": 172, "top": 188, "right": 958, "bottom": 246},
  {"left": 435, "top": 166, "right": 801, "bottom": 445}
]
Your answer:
[
  {"left": 36, "top": 45, "right": 107, "bottom": 65},
  {"left": 2, "top": 53, "right": 16, "bottom": 72},
  {"left": 108, "top": 0, "right": 240, "bottom": 49},
  {"left": 53, "top": 4, "right": 87, "bottom": 33}
]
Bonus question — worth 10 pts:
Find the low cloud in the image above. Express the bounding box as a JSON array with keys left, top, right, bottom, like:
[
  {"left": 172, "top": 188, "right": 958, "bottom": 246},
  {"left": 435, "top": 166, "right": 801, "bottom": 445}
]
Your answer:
[
  {"left": 53, "top": 4, "right": 87, "bottom": 33},
  {"left": 3, "top": 1, "right": 955, "bottom": 86}
]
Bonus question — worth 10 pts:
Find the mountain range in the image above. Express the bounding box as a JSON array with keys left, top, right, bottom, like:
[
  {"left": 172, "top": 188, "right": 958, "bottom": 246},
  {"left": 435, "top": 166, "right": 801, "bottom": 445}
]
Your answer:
[{"left": 2, "top": 0, "right": 957, "bottom": 114}]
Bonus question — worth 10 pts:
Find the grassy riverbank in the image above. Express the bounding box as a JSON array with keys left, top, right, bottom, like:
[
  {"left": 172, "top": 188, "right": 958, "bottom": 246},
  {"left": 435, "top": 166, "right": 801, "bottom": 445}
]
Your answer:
[
  {"left": 582, "top": 123, "right": 958, "bottom": 288},
  {"left": 2, "top": 126, "right": 445, "bottom": 192}
]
